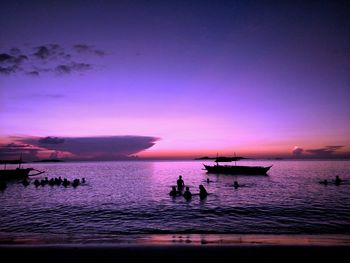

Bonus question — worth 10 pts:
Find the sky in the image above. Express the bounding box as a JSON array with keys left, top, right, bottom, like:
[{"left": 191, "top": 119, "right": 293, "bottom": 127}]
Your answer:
[{"left": 0, "top": 0, "right": 350, "bottom": 161}]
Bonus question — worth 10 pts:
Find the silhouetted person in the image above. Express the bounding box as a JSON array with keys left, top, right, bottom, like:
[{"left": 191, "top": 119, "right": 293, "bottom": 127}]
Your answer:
[
  {"left": 169, "top": 186, "right": 180, "bottom": 197},
  {"left": 199, "top": 184, "right": 208, "bottom": 199},
  {"left": 34, "top": 179, "right": 40, "bottom": 187},
  {"left": 72, "top": 179, "right": 80, "bottom": 188},
  {"left": 183, "top": 186, "right": 192, "bottom": 200},
  {"left": 22, "top": 179, "right": 29, "bottom": 187},
  {"left": 335, "top": 176, "right": 342, "bottom": 185},
  {"left": 177, "top": 176, "right": 185, "bottom": 191},
  {"left": 233, "top": 181, "right": 239, "bottom": 189},
  {"left": 62, "top": 178, "right": 70, "bottom": 187},
  {"left": 82, "top": 178, "right": 86, "bottom": 183},
  {"left": 320, "top": 179, "right": 328, "bottom": 185}
]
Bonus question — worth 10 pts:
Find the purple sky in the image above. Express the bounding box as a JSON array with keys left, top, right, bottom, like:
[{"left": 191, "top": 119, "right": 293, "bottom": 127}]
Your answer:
[{"left": 1, "top": 0, "right": 350, "bottom": 160}]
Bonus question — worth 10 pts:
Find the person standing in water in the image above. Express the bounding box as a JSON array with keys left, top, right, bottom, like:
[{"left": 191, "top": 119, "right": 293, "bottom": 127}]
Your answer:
[
  {"left": 335, "top": 176, "right": 342, "bottom": 185},
  {"left": 177, "top": 175, "right": 185, "bottom": 191},
  {"left": 199, "top": 184, "right": 208, "bottom": 199}
]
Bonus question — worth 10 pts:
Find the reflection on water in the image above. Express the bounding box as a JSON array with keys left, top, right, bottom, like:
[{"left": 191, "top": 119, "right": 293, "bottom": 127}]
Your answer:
[{"left": 1, "top": 160, "right": 350, "bottom": 242}]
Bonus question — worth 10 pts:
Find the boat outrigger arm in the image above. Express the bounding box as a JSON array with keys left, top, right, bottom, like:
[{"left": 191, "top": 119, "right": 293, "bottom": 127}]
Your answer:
[{"left": 29, "top": 168, "right": 45, "bottom": 176}]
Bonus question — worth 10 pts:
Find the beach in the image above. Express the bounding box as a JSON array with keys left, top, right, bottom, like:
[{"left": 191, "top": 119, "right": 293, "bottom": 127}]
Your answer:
[{"left": 1, "top": 234, "right": 349, "bottom": 262}]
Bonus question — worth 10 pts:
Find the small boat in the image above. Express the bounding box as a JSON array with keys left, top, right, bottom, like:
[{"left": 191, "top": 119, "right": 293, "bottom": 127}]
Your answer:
[
  {"left": 203, "top": 155, "right": 272, "bottom": 175},
  {"left": 0, "top": 159, "right": 45, "bottom": 180}
]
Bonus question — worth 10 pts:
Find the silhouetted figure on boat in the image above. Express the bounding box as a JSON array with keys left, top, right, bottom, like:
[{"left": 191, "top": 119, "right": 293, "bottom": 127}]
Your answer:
[
  {"left": 169, "top": 186, "right": 180, "bottom": 197},
  {"left": 177, "top": 175, "right": 185, "bottom": 191},
  {"left": 183, "top": 186, "right": 192, "bottom": 200},
  {"left": 199, "top": 184, "right": 208, "bottom": 199},
  {"left": 335, "top": 176, "right": 342, "bottom": 186},
  {"left": 82, "top": 178, "right": 86, "bottom": 183},
  {"left": 233, "top": 181, "right": 239, "bottom": 189}
]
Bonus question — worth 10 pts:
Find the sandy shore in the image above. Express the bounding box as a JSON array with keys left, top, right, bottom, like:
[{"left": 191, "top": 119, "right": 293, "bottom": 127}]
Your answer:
[{"left": 1, "top": 234, "right": 350, "bottom": 262}]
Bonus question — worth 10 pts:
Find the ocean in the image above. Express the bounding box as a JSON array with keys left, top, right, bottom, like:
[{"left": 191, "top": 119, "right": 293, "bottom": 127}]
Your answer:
[{"left": 1, "top": 160, "right": 350, "bottom": 244}]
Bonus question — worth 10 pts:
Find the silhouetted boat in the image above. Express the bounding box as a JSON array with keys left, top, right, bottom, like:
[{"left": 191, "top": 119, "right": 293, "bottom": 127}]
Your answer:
[
  {"left": 0, "top": 159, "right": 44, "bottom": 180},
  {"left": 203, "top": 156, "right": 272, "bottom": 175}
]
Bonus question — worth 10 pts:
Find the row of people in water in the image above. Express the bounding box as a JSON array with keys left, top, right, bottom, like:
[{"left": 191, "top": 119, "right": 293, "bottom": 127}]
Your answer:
[
  {"left": 320, "top": 176, "right": 343, "bottom": 186},
  {"left": 169, "top": 185, "right": 208, "bottom": 200},
  {"left": 170, "top": 175, "right": 208, "bottom": 200},
  {"left": 26, "top": 177, "right": 86, "bottom": 187}
]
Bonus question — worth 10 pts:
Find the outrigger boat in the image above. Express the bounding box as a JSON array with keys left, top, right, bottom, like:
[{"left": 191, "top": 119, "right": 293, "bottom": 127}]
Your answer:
[
  {"left": 0, "top": 159, "right": 45, "bottom": 180},
  {"left": 203, "top": 156, "right": 272, "bottom": 175}
]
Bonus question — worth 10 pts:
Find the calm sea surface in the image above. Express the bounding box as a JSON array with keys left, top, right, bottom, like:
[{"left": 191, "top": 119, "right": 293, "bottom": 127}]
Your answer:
[{"left": 1, "top": 160, "right": 350, "bottom": 243}]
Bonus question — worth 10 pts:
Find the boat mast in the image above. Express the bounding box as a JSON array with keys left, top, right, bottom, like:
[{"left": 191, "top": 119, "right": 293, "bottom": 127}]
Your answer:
[{"left": 19, "top": 153, "right": 22, "bottom": 169}]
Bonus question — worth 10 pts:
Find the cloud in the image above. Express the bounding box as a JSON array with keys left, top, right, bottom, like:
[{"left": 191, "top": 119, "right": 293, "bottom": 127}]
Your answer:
[
  {"left": 55, "top": 64, "right": 71, "bottom": 74},
  {"left": 0, "top": 43, "right": 105, "bottom": 76},
  {"left": 38, "top": 137, "right": 65, "bottom": 144},
  {"left": 0, "top": 52, "right": 28, "bottom": 74},
  {"left": 0, "top": 53, "right": 14, "bottom": 62},
  {"left": 73, "top": 44, "right": 105, "bottom": 56},
  {"left": 292, "top": 146, "right": 303, "bottom": 156},
  {"left": 2, "top": 135, "right": 159, "bottom": 161},
  {"left": 292, "top": 145, "right": 348, "bottom": 158},
  {"left": 73, "top": 44, "right": 90, "bottom": 53},
  {"left": 10, "top": 48, "right": 21, "bottom": 56},
  {"left": 94, "top": 50, "right": 105, "bottom": 57},
  {"left": 55, "top": 62, "right": 92, "bottom": 74},
  {"left": 306, "top": 145, "right": 345, "bottom": 157},
  {"left": 0, "top": 142, "right": 42, "bottom": 161},
  {"left": 0, "top": 65, "right": 19, "bottom": 74},
  {"left": 27, "top": 71, "right": 39, "bottom": 76},
  {"left": 34, "top": 46, "right": 51, "bottom": 59}
]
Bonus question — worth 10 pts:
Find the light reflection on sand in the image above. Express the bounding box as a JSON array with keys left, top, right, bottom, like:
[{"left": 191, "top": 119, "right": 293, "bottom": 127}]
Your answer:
[
  {"left": 135, "top": 234, "right": 350, "bottom": 246},
  {"left": 1, "top": 233, "right": 350, "bottom": 246}
]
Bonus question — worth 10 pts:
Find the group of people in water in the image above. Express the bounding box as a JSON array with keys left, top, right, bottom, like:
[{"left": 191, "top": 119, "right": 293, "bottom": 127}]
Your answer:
[
  {"left": 320, "top": 175, "right": 343, "bottom": 186},
  {"left": 26, "top": 177, "right": 86, "bottom": 188},
  {"left": 169, "top": 175, "right": 208, "bottom": 200}
]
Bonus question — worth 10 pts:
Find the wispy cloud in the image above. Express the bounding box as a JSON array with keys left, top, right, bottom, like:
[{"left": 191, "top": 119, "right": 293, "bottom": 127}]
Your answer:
[
  {"left": 73, "top": 44, "right": 105, "bottom": 57},
  {"left": 0, "top": 43, "right": 105, "bottom": 76}
]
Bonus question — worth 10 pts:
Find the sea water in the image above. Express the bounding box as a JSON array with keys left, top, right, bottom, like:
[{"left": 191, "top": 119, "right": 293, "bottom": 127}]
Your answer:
[{"left": 0, "top": 160, "right": 350, "bottom": 243}]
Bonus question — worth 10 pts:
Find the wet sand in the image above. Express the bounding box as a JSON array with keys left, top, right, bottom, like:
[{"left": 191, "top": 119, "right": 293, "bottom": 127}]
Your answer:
[{"left": 1, "top": 234, "right": 350, "bottom": 262}]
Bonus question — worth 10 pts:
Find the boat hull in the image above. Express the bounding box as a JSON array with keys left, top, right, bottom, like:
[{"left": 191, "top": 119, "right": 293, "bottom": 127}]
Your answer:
[
  {"left": 0, "top": 168, "right": 33, "bottom": 180},
  {"left": 203, "top": 164, "right": 271, "bottom": 175}
]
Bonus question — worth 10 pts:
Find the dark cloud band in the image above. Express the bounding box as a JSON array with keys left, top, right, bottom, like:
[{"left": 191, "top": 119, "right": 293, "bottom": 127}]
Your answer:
[
  {"left": 1, "top": 135, "right": 159, "bottom": 161},
  {"left": 0, "top": 43, "right": 105, "bottom": 76}
]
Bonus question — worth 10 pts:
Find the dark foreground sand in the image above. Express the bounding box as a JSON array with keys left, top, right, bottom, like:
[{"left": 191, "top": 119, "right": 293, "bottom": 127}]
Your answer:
[{"left": 1, "top": 234, "right": 350, "bottom": 262}]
